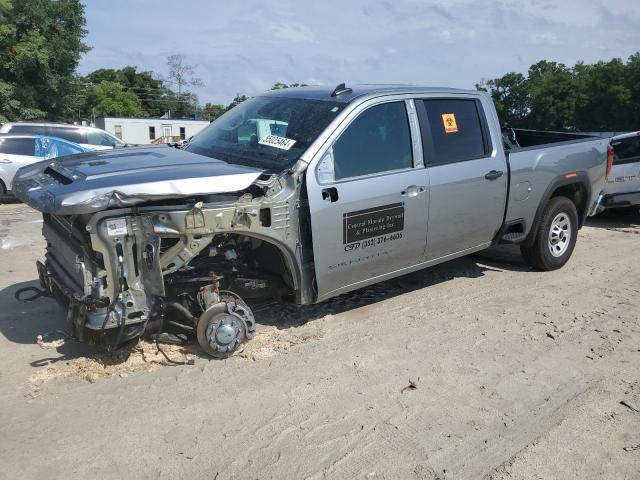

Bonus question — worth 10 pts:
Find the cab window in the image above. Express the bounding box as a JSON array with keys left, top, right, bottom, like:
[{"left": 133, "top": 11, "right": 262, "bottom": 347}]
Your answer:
[
  {"left": 420, "top": 99, "right": 491, "bottom": 165},
  {"left": 332, "top": 102, "right": 413, "bottom": 180}
]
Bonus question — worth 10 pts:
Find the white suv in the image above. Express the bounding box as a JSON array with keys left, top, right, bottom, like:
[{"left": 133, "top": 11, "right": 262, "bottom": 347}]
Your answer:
[{"left": 0, "top": 122, "right": 126, "bottom": 150}]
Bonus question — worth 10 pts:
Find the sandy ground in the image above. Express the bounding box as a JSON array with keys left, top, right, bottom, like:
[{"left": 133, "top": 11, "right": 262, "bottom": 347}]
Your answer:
[{"left": 0, "top": 202, "right": 639, "bottom": 480}]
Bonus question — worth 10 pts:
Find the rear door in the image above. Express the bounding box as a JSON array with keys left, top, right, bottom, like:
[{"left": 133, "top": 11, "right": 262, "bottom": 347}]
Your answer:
[
  {"left": 306, "top": 99, "right": 429, "bottom": 301},
  {"left": 417, "top": 97, "right": 507, "bottom": 260}
]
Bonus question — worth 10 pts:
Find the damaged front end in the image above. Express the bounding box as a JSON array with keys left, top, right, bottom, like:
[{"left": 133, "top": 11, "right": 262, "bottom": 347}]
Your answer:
[
  {"left": 16, "top": 150, "right": 315, "bottom": 357},
  {"left": 13, "top": 92, "right": 351, "bottom": 356}
]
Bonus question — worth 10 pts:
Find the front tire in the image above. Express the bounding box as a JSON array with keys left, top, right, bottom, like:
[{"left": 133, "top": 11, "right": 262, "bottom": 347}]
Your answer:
[{"left": 520, "top": 196, "right": 578, "bottom": 271}]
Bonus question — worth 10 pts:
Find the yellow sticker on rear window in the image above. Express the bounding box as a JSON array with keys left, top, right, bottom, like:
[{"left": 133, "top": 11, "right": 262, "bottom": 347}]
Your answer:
[{"left": 442, "top": 113, "right": 458, "bottom": 134}]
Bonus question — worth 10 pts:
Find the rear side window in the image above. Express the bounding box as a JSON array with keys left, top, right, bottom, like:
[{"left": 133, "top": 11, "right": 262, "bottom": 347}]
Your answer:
[
  {"left": 8, "top": 125, "right": 39, "bottom": 135},
  {"left": 332, "top": 102, "right": 413, "bottom": 180},
  {"left": 420, "top": 99, "right": 490, "bottom": 165},
  {"left": 611, "top": 137, "right": 640, "bottom": 165},
  {"left": 50, "top": 128, "right": 82, "bottom": 144},
  {"left": 0, "top": 138, "right": 35, "bottom": 156}
]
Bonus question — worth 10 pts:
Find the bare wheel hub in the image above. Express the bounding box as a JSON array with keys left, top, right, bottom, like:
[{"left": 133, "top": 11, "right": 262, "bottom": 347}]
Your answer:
[
  {"left": 206, "top": 314, "right": 244, "bottom": 349},
  {"left": 548, "top": 212, "right": 571, "bottom": 257},
  {"left": 196, "top": 298, "right": 255, "bottom": 358}
]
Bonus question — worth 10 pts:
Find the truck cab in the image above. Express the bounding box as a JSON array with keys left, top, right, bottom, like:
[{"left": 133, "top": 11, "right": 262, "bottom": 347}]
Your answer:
[{"left": 302, "top": 89, "right": 508, "bottom": 300}]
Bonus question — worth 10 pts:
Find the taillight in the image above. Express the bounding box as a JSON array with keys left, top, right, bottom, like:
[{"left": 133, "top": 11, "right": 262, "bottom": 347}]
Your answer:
[{"left": 606, "top": 145, "right": 614, "bottom": 178}]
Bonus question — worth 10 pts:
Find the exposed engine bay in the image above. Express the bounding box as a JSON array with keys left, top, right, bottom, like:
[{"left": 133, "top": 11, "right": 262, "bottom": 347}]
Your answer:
[{"left": 35, "top": 170, "right": 314, "bottom": 357}]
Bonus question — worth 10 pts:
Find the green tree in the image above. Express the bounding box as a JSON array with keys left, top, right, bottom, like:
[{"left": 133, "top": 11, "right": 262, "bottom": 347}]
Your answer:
[
  {"left": 200, "top": 102, "right": 226, "bottom": 121},
  {"left": 478, "top": 54, "right": 640, "bottom": 131},
  {"left": 574, "top": 59, "right": 631, "bottom": 131},
  {"left": 226, "top": 94, "right": 249, "bottom": 110},
  {"left": 270, "top": 82, "right": 308, "bottom": 90},
  {"left": 80, "top": 66, "right": 178, "bottom": 118},
  {"left": 477, "top": 73, "right": 530, "bottom": 127},
  {"left": 625, "top": 53, "right": 640, "bottom": 130},
  {"left": 0, "top": 0, "right": 88, "bottom": 121},
  {"left": 84, "top": 81, "right": 146, "bottom": 117},
  {"left": 525, "top": 61, "right": 578, "bottom": 130}
]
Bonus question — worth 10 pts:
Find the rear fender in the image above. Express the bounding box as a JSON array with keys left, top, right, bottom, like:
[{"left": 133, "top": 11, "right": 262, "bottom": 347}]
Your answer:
[{"left": 524, "top": 172, "right": 591, "bottom": 247}]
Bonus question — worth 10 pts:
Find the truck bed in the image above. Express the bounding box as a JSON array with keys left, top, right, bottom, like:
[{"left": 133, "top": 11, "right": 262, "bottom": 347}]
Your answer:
[{"left": 503, "top": 129, "right": 608, "bottom": 236}]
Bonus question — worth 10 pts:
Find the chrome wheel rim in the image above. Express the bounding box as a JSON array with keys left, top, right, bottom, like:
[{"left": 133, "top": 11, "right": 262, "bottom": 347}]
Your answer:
[{"left": 548, "top": 213, "right": 571, "bottom": 257}]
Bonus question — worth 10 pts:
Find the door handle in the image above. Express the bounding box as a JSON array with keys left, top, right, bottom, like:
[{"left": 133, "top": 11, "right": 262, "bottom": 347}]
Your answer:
[
  {"left": 401, "top": 185, "right": 425, "bottom": 198},
  {"left": 0, "top": 159, "right": 12, "bottom": 164},
  {"left": 485, "top": 170, "right": 504, "bottom": 180},
  {"left": 322, "top": 187, "right": 339, "bottom": 202}
]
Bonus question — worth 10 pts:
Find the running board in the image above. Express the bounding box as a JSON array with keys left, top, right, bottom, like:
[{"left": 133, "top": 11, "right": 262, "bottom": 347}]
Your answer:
[{"left": 500, "top": 232, "right": 527, "bottom": 244}]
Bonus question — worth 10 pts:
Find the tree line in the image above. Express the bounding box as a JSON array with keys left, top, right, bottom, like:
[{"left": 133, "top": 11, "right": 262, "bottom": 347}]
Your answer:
[
  {"left": 477, "top": 54, "right": 640, "bottom": 132},
  {"left": 1, "top": 0, "right": 638, "bottom": 132}
]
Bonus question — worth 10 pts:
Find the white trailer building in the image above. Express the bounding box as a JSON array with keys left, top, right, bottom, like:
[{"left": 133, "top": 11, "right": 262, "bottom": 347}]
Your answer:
[{"left": 94, "top": 117, "right": 210, "bottom": 145}]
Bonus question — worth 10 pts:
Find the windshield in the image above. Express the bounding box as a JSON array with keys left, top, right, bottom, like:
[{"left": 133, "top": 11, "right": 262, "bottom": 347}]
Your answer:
[{"left": 185, "top": 96, "right": 345, "bottom": 172}]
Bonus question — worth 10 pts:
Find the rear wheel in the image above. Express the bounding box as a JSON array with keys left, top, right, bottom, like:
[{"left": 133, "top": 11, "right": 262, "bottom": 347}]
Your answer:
[{"left": 521, "top": 196, "right": 578, "bottom": 271}]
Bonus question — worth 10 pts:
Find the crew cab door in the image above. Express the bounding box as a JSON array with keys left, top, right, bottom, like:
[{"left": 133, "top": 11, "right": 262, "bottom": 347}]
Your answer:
[
  {"left": 416, "top": 97, "right": 507, "bottom": 260},
  {"left": 306, "top": 99, "right": 428, "bottom": 301}
]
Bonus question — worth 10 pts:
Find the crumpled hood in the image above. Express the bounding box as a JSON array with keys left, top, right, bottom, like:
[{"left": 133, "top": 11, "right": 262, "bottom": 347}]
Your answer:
[{"left": 12, "top": 146, "right": 265, "bottom": 215}]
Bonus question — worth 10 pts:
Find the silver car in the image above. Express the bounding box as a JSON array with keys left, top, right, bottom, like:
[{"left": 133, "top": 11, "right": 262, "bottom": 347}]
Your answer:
[{"left": 12, "top": 84, "right": 609, "bottom": 357}]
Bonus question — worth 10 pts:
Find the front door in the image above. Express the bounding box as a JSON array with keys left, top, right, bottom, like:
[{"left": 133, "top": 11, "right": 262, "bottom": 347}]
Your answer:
[
  {"left": 162, "top": 125, "right": 172, "bottom": 142},
  {"left": 307, "top": 100, "right": 429, "bottom": 301},
  {"left": 416, "top": 97, "right": 508, "bottom": 260}
]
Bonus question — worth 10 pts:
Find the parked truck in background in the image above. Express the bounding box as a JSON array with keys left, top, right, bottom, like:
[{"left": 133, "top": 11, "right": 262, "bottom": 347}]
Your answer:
[{"left": 12, "top": 84, "right": 610, "bottom": 357}]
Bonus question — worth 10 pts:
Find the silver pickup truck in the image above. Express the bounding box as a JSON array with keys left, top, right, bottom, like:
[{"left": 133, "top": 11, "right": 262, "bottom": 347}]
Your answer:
[{"left": 12, "top": 85, "right": 610, "bottom": 356}]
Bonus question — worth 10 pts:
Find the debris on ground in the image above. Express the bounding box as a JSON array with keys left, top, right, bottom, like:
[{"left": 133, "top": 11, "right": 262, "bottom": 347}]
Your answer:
[
  {"left": 27, "top": 320, "right": 325, "bottom": 385},
  {"left": 234, "top": 320, "right": 324, "bottom": 361},
  {"left": 401, "top": 379, "right": 419, "bottom": 393},
  {"left": 36, "top": 331, "right": 69, "bottom": 349},
  {"left": 28, "top": 341, "right": 197, "bottom": 385}
]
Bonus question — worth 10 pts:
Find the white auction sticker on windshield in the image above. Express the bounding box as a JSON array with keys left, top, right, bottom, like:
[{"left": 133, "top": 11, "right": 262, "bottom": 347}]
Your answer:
[{"left": 258, "top": 134, "right": 296, "bottom": 151}]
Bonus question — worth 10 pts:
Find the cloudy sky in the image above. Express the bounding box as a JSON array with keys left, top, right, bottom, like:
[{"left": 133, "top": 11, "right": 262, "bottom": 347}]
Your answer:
[{"left": 79, "top": 0, "right": 640, "bottom": 104}]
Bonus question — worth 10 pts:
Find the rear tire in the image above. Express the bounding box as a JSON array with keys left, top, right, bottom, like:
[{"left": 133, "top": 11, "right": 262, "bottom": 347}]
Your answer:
[{"left": 520, "top": 196, "right": 578, "bottom": 271}]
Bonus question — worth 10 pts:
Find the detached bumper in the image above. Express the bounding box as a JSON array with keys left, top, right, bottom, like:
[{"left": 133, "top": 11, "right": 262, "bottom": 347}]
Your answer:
[{"left": 600, "top": 191, "right": 640, "bottom": 209}]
